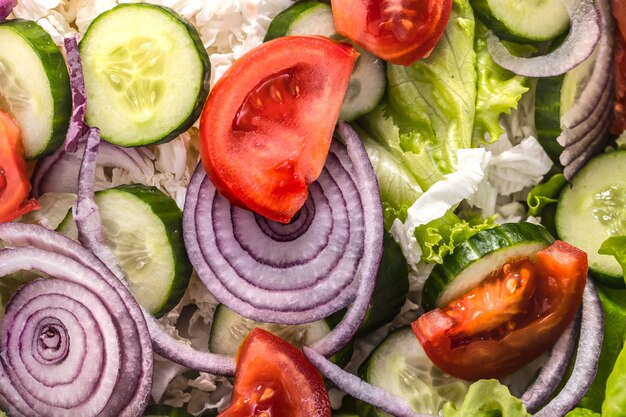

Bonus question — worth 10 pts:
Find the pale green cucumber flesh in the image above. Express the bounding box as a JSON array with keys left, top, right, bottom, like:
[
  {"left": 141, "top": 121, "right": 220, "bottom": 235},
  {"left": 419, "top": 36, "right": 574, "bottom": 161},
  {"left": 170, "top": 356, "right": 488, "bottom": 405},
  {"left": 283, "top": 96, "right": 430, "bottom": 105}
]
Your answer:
[
  {"left": 0, "top": 19, "right": 71, "bottom": 160},
  {"left": 422, "top": 223, "right": 555, "bottom": 311},
  {"left": 471, "top": 0, "right": 569, "bottom": 42},
  {"left": 358, "top": 327, "right": 471, "bottom": 417},
  {"left": 556, "top": 151, "right": 626, "bottom": 286},
  {"left": 56, "top": 185, "right": 192, "bottom": 316},
  {"left": 264, "top": 1, "right": 385, "bottom": 121},
  {"left": 80, "top": 3, "right": 210, "bottom": 147}
]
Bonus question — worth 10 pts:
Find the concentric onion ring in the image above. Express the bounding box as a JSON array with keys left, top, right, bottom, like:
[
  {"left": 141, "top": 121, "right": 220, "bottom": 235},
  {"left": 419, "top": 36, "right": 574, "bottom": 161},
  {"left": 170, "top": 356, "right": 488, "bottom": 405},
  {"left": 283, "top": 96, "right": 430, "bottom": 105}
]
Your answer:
[
  {"left": 183, "top": 122, "right": 384, "bottom": 330},
  {"left": 0, "top": 224, "right": 153, "bottom": 417}
]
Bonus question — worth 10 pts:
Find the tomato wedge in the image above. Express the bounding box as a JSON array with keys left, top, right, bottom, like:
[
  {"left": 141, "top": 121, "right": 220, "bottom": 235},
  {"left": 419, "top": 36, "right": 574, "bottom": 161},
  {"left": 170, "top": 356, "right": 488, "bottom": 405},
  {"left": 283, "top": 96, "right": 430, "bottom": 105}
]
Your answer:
[
  {"left": 218, "top": 328, "right": 331, "bottom": 417},
  {"left": 199, "top": 36, "right": 357, "bottom": 224},
  {"left": 412, "top": 240, "right": 587, "bottom": 381},
  {"left": 331, "top": 0, "right": 452, "bottom": 66},
  {"left": 0, "top": 111, "right": 39, "bottom": 223}
]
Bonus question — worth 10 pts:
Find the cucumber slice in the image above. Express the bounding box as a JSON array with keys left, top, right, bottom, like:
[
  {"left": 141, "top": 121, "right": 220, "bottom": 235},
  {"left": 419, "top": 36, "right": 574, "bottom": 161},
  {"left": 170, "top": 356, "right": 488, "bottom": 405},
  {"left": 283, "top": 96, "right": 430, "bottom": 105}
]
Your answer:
[
  {"left": 556, "top": 151, "right": 626, "bottom": 286},
  {"left": 535, "top": 48, "right": 598, "bottom": 164},
  {"left": 0, "top": 20, "right": 71, "bottom": 159},
  {"left": 264, "top": 1, "right": 385, "bottom": 121},
  {"left": 422, "top": 223, "right": 554, "bottom": 311},
  {"left": 56, "top": 185, "right": 192, "bottom": 316},
  {"left": 143, "top": 405, "right": 193, "bottom": 417},
  {"left": 358, "top": 327, "right": 471, "bottom": 417},
  {"left": 209, "top": 304, "right": 352, "bottom": 366},
  {"left": 471, "top": 0, "right": 569, "bottom": 42},
  {"left": 80, "top": 4, "right": 210, "bottom": 147}
]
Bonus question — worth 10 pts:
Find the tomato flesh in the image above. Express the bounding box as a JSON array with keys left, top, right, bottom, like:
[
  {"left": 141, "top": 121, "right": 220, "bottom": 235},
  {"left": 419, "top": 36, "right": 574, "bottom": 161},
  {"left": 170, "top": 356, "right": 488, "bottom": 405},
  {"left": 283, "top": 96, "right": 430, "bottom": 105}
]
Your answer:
[
  {"left": 218, "top": 328, "right": 331, "bottom": 417},
  {"left": 331, "top": 0, "right": 452, "bottom": 65},
  {"left": 200, "top": 36, "right": 357, "bottom": 224},
  {"left": 412, "top": 241, "right": 587, "bottom": 380},
  {"left": 0, "top": 111, "right": 39, "bottom": 223}
]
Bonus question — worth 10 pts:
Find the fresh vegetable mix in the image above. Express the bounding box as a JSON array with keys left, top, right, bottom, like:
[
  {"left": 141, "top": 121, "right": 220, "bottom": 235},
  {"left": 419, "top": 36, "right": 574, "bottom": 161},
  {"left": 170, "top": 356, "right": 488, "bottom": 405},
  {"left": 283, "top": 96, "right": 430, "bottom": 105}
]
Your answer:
[{"left": 0, "top": 0, "right": 624, "bottom": 416}]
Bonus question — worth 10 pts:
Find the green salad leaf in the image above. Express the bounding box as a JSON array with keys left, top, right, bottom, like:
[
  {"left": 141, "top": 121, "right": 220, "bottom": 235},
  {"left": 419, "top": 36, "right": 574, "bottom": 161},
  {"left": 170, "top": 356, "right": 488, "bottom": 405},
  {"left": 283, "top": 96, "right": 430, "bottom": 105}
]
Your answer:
[
  {"left": 579, "top": 286, "right": 626, "bottom": 411},
  {"left": 603, "top": 335, "right": 626, "bottom": 417},
  {"left": 473, "top": 22, "right": 529, "bottom": 146},
  {"left": 599, "top": 237, "right": 626, "bottom": 280},
  {"left": 415, "top": 210, "right": 496, "bottom": 263},
  {"left": 385, "top": 0, "right": 476, "bottom": 181},
  {"left": 565, "top": 408, "right": 601, "bottom": 417},
  {"left": 527, "top": 173, "right": 567, "bottom": 216},
  {"left": 442, "top": 379, "right": 529, "bottom": 417}
]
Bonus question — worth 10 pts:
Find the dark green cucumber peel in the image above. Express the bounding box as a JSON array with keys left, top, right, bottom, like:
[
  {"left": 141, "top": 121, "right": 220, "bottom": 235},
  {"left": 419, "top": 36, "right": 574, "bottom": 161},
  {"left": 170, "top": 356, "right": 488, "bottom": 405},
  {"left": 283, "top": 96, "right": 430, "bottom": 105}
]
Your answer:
[
  {"left": 80, "top": 3, "right": 211, "bottom": 147},
  {"left": 422, "top": 223, "right": 555, "bottom": 311},
  {"left": 104, "top": 184, "right": 193, "bottom": 317},
  {"left": 264, "top": 1, "right": 327, "bottom": 41},
  {"left": 0, "top": 19, "right": 71, "bottom": 159},
  {"left": 535, "top": 75, "right": 565, "bottom": 166}
]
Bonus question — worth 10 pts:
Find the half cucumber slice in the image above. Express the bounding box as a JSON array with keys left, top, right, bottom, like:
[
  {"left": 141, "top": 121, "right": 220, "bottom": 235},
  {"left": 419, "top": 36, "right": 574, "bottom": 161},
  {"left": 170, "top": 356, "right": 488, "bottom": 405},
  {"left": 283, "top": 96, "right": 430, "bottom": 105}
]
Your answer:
[
  {"left": 471, "top": 0, "right": 569, "bottom": 42},
  {"left": 358, "top": 327, "right": 471, "bottom": 417},
  {"left": 264, "top": 1, "right": 385, "bottom": 121},
  {"left": 422, "top": 223, "right": 555, "bottom": 311},
  {"left": 210, "top": 304, "right": 352, "bottom": 366},
  {"left": 57, "top": 185, "right": 192, "bottom": 317},
  {"left": 556, "top": 151, "right": 626, "bottom": 286},
  {"left": 80, "top": 3, "right": 210, "bottom": 147},
  {"left": 0, "top": 20, "right": 71, "bottom": 159}
]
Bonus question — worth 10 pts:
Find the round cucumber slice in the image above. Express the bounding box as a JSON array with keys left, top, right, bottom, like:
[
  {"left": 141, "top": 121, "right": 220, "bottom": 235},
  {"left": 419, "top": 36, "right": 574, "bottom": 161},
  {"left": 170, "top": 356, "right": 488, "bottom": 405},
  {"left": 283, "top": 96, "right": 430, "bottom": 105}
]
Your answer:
[
  {"left": 472, "top": 0, "right": 569, "bottom": 43},
  {"left": 556, "top": 151, "right": 626, "bottom": 286},
  {"left": 80, "top": 4, "right": 210, "bottom": 147},
  {"left": 0, "top": 20, "right": 71, "bottom": 160},
  {"left": 358, "top": 327, "right": 471, "bottom": 417},
  {"left": 209, "top": 304, "right": 352, "bottom": 366},
  {"left": 264, "top": 1, "right": 385, "bottom": 122},
  {"left": 422, "top": 223, "right": 554, "bottom": 311}
]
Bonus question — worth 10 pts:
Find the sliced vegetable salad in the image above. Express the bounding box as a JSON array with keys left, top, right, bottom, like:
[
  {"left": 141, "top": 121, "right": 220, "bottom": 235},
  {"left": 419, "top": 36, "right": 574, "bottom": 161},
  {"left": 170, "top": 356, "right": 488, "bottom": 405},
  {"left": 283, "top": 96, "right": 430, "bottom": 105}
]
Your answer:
[{"left": 0, "top": 0, "right": 624, "bottom": 416}]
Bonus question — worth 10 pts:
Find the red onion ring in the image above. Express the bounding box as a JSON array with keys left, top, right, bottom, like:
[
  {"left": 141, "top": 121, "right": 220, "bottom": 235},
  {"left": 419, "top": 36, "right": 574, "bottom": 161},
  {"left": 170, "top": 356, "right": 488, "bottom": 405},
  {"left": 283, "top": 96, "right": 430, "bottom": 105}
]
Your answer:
[
  {"left": 532, "top": 278, "right": 603, "bottom": 417},
  {"left": 0, "top": 0, "right": 14, "bottom": 20},
  {"left": 0, "top": 224, "right": 153, "bottom": 417},
  {"left": 304, "top": 346, "right": 427, "bottom": 417},
  {"left": 486, "top": 0, "right": 601, "bottom": 77},
  {"left": 63, "top": 37, "right": 88, "bottom": 153},
  {"left": 521, "top": 310, "right": 581, "bottom": 413},
  {"left": 183, "top": 122, "right": 383, "bottom": 333}
]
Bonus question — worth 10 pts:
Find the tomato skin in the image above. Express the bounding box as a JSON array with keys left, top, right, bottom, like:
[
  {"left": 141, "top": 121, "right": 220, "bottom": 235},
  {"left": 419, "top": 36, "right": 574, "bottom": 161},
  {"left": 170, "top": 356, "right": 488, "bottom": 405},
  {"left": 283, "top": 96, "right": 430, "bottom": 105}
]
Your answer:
[
  {"left": 412, "top": 241, "right": 587, "bottom": 381},
  {"left": 199, "top": 36, "right": 358, "bottom": 224},
  {"left": 331, "top": 0, "right": 452, "bottom": 66},
  {"left": 218, "top": 328, "right": 331, "bottom": 417},
  {"left": 0, "top": 111, "right": 39, "bottom": 223}
]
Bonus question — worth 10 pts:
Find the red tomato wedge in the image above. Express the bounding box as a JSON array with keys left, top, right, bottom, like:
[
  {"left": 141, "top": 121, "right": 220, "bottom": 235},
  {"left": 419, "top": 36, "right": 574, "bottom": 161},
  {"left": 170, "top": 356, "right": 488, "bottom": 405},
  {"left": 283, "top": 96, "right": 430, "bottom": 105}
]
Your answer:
[
  {"left": 218, "top": 328, "right": 331, "bottom": 417},
  {"left": 0, "top": 111, "right": 39, "bottom": 223},
  {"left": 199, "top": 36, "right": 357, "bottom": 224},
  {"left": 412, "top": 240, "right": 588, "bottom": 381},
  {"left": 331, "top": 0, "right": 452, "bottom": 66}
]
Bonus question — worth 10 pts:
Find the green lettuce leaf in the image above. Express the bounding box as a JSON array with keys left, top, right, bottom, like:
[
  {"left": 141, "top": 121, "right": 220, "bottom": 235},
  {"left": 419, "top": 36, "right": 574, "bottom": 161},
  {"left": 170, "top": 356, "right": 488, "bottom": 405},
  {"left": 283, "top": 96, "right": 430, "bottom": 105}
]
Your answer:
[
  {"left": 599, "top": 237, "right": 626, "bottom": 279},
  {"left": 527, "top": 173, "right": 567, "bottom": 217},
  {"left": 472, "top": 22, "right": 529, "bottom": 146},
  {"left": 579, "top": 287, "right": 626, "bottom": 411},
  {"left": 415, "top": 210, "right": 496, "bottom": 264},
  {"left": 565, "top": 408, "right": 601, "bottom": 417},
  {"left": 385, "top": 0, "right": 476, "bottom": 180},
  {"left": 603, "top": 334, "right": 626, "bottom": 417},
  {"left": 443, "top": 379, "right": 529, "bottom": 417}
]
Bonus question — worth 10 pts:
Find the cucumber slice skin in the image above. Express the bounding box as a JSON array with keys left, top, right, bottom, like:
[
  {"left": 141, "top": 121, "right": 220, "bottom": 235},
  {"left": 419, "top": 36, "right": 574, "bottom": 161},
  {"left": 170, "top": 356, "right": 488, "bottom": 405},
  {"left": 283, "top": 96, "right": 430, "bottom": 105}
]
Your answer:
[
  {"left": 80, "top": 4, "right": 210, "bottom": 147},
  {"left": 0, "top": 20, "right": 71, "bottom": 160},
  {"left": 422, "top": 223, "right": 555, "bottom": 311},
  {"left": 556, "top": 151, "right": 626, "bottom": 287},
  {"left": 143, "top": 405, "right": 193, "bottom": 417},
  {"left": 471, "top": 0, "right": 569, "bottom": 43},
  {"left": 535, "top": 75, "right": 565, "bottom": 165},
  {"left": 264, "top": 1, "right": 385, "bottom": 122},
  {"left": 98, "top": 185, "right": 192, "bottom": 317}
]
